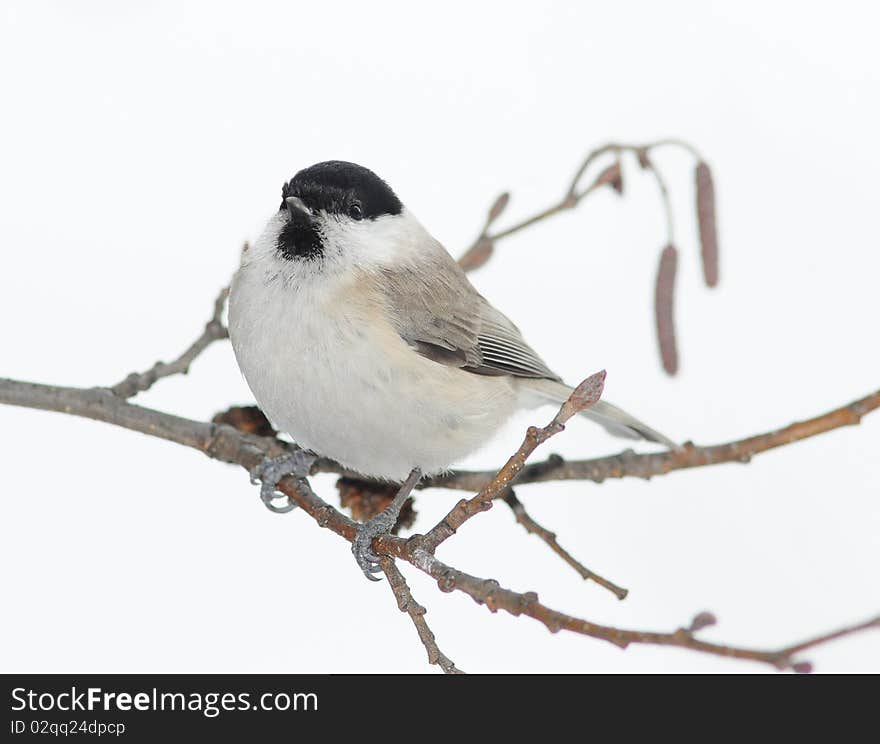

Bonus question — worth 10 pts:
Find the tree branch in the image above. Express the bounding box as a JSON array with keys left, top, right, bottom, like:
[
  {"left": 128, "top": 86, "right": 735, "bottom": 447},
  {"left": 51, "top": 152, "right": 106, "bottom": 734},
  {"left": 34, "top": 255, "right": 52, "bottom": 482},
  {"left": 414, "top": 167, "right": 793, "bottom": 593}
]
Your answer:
[
  {"left": 110, "top": 285, "right": 229, "bottom": 398},
  {"left": 380, "top": 557, "right": 463, "bottom": 674},
  {"left": 502, "top": 490, "right": 628, "bottom": 600},
  {"left": 2, "top": 139, "right": 876, "bottom": 672},
  {"left": 422, "top": 389, "right": 880, "bottom": 492},
  {"left": 388, "top": 544, "right": 877, "bottom": 672},
  {"left": 420, "top": 371, "right": 606, "bottom": 553},
  {"left": 459, "top": 139, "right": 696, "bottom": 269},
  {"left": 2, "top": 373, "right": 876, "bottom": 671},
  {"left": 457, "top": 139, "right": 717, "bottom": 376}
]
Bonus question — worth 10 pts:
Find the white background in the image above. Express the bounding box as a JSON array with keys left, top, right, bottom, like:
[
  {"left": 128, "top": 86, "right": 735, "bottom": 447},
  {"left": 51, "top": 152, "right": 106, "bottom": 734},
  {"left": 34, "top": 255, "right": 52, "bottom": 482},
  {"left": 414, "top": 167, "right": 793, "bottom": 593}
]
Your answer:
[{"left": 1, "top": 1, "right": 878, "bottom": 673}]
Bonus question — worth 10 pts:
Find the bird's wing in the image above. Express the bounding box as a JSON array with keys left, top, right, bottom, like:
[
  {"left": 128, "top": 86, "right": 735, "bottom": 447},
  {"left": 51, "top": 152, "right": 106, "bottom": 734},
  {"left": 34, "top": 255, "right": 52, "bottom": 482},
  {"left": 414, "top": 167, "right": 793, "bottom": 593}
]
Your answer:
[
  {"left": 373, "top": 240, "right": 679, "bottom": 448},
  {"left": 376, "top": 248, "right": 561, "bottom": 381},
  {"left": 470, "top": 305, "right": 561, "bottom": 379}
]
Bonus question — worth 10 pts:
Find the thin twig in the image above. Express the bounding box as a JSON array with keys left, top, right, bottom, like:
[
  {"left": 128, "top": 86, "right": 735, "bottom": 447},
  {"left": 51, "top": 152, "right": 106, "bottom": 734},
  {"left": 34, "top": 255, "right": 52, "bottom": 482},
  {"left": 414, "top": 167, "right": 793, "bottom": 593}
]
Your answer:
[
  {"left": 636, "top": 147, "right": 676, "bottom": 245},
  {"left": 502, "top": 490, "right": 628, "bottom": 600},
  {"left": 380, "top": 557, "right": 463, "bottom": 674},
  {"left": 110, "top": 285, "right": 229, "bottom": 398},
  {"left": 457, "top": 156, "right": 610, "bottom": 271},
  {"left": 463, "top": 140, "right": 687, "bottom": 256},
  {"left": 456, "top": 140, "right": 703, "bottom": 375},
  {"left": 420, "top": 370, "right": 607, "bottom": 552}
]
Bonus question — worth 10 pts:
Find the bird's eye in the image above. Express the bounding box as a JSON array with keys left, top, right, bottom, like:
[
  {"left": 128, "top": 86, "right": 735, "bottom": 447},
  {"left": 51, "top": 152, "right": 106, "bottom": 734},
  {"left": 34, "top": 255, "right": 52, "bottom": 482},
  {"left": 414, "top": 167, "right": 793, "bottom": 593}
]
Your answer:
[{"left": 348, "top": 203, "right": 364, "bottom": 221}]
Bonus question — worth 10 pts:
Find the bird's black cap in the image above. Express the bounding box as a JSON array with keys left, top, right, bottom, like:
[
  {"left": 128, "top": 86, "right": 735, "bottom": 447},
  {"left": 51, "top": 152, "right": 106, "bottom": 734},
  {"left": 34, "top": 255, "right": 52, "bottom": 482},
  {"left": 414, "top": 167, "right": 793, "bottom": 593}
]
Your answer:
[{"left": 280, "top": 161, "right": 403, "bottom": 219}]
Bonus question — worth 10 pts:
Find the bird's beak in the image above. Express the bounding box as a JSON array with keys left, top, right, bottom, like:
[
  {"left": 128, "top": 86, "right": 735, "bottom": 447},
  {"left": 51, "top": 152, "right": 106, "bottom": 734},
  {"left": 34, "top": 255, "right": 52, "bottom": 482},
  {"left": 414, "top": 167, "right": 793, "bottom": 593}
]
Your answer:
[{"left": 285, "top": 196, "right": 314, "bottom": 222}]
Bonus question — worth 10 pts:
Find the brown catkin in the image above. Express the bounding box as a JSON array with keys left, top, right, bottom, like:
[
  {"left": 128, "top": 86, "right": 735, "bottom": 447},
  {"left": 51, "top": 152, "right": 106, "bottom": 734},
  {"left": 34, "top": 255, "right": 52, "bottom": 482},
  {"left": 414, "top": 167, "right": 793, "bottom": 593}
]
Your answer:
[
  {"left": 695, "top": 161, "right": 719, "bottom": 287},
  {"left": 655, "top": 244, "right": 679, "bottom": 375}
]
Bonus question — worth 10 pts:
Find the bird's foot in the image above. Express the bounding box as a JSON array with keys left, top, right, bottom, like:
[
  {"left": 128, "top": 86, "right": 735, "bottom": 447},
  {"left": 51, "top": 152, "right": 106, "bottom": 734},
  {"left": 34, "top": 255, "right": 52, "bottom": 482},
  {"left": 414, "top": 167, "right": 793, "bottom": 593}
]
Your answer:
[
  {"left": 352, "top": 509, "right": 400, "bottom": 580},
  {"left": 249, "top": 450, "right": 316, "bottom": 513},
  {"left": 351, "top": 467, "right": 422, "bottom": 581}
]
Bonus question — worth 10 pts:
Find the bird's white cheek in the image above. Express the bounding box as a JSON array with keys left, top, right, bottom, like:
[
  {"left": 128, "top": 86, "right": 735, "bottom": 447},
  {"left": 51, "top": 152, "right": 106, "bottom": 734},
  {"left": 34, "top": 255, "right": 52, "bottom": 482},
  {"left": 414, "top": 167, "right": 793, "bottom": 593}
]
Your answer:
[{"left": 320, "top": 210, "right": 430, "bottom": 271}]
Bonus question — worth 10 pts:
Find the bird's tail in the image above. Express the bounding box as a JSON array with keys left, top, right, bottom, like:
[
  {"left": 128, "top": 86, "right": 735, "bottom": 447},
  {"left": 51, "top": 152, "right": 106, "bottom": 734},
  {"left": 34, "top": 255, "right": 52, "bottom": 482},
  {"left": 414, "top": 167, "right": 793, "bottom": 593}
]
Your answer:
[{"left": 518, "top": 378, "right": 678, "bottom": 449}]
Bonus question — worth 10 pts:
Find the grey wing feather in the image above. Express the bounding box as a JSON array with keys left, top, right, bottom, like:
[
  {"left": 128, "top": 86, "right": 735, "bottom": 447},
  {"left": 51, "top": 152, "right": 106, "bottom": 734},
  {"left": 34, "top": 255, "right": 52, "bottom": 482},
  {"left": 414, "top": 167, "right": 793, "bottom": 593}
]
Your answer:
[
  {"left": 471, "top": 310, "right": 560, "bottom": 379},
  {"left": 377, "top": 249, "right": 560, "bottom": 381},
  {"left": 376, "top": 243, "right": 677, "bottom": 448}
]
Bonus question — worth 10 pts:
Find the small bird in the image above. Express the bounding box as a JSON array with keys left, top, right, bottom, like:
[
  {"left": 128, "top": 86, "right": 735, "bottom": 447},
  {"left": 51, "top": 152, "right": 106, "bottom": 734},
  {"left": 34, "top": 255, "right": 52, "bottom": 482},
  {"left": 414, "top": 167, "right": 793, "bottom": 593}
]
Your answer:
[{"left": 228, "top": 161, "right": 675, "bottom": 579}]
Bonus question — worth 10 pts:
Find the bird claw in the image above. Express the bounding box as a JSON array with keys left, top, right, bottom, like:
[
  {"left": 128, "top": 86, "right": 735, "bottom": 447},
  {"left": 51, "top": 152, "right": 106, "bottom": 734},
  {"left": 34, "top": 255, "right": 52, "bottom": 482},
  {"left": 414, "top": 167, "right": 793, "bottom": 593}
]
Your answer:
[
  {"left": 352, "top": 517, "right": 392, "bottom": 581},
  {"left": 349, "top": 468, "right": 422, "bottom": 581},
  {"left": 249, "top": 450, "right": 315, "bottom": 514}
]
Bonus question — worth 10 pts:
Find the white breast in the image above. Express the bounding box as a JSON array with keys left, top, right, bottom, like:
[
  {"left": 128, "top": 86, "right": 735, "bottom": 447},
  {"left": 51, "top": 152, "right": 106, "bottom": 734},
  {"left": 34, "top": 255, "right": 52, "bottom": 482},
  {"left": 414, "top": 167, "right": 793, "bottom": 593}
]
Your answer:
[{"left": 228, "top": 262, "right": 518, "bottom": 480}]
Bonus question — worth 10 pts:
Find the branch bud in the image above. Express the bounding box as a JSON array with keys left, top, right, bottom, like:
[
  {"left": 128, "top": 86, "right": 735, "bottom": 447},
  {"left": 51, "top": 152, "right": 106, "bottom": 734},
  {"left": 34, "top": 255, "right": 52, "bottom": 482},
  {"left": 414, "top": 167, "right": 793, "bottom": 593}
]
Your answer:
[
  {"left": 458, "top": 238, "right": 494, "bottom": 272},
  {"left": 688, "top": 611, "right": 717, "bottom": 633},
  {"left": 487, "top": 191, "right": 510, "bottom": 223},
  {"left": 555, "top": 369, "right": 606, "bottom": 425},
  {"left": 595, "top": 161, "right": 624, "bottom": 195}
]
